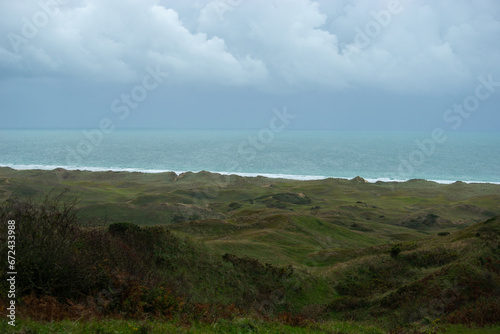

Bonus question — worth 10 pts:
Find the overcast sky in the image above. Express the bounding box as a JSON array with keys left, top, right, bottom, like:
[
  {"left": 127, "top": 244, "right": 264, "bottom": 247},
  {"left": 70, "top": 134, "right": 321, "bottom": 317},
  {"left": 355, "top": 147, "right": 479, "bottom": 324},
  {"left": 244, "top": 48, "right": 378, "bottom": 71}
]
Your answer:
[{"left": 0, "top": 0, "right": 499, "bottom": 131}]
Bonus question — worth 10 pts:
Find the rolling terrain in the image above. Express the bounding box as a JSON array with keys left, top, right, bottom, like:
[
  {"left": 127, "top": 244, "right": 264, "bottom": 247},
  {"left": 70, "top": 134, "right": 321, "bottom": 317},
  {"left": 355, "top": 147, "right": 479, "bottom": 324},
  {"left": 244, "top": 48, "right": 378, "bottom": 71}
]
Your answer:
[{"left": 0, "top": 167, "right": 499, "bottom": 333}]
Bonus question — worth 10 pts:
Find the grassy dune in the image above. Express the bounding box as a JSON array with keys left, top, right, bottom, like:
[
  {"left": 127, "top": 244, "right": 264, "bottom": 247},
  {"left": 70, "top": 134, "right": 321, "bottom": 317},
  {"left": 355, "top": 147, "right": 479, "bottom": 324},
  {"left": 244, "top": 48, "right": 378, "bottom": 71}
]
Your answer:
[{"left": 0, "top": 167, "right": 499, "bottom": 333}]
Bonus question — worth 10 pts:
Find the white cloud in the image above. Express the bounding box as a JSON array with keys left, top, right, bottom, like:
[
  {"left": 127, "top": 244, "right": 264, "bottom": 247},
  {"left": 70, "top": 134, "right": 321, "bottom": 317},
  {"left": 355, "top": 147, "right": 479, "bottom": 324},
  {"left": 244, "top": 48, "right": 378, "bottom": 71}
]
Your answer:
[
  {"left": 0, "top": 0, "right": 268, "bottom": 85},
  {"left": 0, "top": 0, "right": 499, "bottom": 94}
]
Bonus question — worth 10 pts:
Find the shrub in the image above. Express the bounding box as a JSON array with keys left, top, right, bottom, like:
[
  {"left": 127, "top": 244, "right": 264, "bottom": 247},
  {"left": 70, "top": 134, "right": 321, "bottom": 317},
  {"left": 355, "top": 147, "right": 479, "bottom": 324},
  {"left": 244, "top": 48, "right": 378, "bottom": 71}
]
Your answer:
[
  {"left": 328, "top": 296, "right": 369, "bottom": 311},
  {"left": 143, "top": 287, "right": 184, "bottom": 317},
  {"left": 445, "top": 297, "right": 500, "bottom": 325},
  {"left": 401, "top": 248, "right": 458, "bottom": 268},
  {"left": 221, "top": 253, "right": 295, "bottom": 310},
  {"left": 334, "top": 255, "right": 412, "bottom": 298},
  {"left": 0, "top": 191, "right": 109, "bottom": 299},
  {"left": 390, "top": 244, "right": 402, "bottom": 258},
  {"left": 108, "top": 222, "right": 141, "bottom": 235},
  {"left": 228, "top": 202, "right": 242, "bottom": 211},
  {"left": 0, "top": 193, "right": 172, "bottom": 304}
]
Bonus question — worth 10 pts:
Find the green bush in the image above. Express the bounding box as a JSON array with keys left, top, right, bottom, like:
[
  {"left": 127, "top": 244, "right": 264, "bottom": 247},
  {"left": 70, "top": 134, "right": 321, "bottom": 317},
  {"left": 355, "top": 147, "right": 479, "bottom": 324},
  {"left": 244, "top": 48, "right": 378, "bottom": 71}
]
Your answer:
[
  {"left": 108, "top": 222, "right": 141, "bottom": 235},
  {"left": 328, "top": 296, "right": 369, "bottom": 311},
  {"left": 390, "top": 244, "right": 402, "bottom": 258},
  {"left": 0, "top": 192, "right": 109, "bottom": 299},
  {"left": 228, "top": 202, "right": 242, "bottom": 211},
  {"left": 334, "top": 256, "right": 412, "bottom": 298},
  {"left": 402, "top": 248, "right": 458, "bottom": 268}
]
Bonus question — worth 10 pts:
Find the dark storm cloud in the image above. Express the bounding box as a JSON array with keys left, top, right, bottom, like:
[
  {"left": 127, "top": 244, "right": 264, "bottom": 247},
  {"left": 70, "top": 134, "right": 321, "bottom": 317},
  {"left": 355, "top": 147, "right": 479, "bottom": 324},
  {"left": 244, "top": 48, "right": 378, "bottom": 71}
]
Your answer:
[{"left": 1, "top": 0, "right": 499, "bottom": 129}]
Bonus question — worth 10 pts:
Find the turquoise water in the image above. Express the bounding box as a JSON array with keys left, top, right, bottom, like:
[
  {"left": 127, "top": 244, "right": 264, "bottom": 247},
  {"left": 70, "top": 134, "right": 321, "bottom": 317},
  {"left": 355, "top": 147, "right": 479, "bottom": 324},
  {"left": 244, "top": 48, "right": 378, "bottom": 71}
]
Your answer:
[{"left": 0, "top": 129, "right": 499, "bottom": 183}]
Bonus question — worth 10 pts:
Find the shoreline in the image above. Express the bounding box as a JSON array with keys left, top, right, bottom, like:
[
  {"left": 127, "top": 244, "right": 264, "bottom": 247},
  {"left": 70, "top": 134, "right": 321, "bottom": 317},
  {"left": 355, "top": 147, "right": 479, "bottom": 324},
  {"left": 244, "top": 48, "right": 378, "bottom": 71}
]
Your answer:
[{"left": 1, "top": 164, "right": 499, "bottom": 185}]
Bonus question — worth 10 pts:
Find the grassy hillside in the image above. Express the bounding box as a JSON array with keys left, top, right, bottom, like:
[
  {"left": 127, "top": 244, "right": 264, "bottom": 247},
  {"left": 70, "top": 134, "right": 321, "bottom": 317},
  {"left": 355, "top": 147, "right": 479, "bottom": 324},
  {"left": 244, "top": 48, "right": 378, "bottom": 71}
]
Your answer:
[
  {"left": 321, "top": 215, "right": 500, "bottom": 327},
  {"left": 0, "top": 167, "right": 499, "bottom": 333}
]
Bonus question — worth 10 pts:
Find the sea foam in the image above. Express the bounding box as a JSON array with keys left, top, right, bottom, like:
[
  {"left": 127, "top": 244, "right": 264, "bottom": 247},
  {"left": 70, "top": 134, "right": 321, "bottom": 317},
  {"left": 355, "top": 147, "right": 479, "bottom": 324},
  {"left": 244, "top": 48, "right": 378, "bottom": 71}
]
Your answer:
[{"left": 1, "top": 163, "right": 499, "bottom": 185}]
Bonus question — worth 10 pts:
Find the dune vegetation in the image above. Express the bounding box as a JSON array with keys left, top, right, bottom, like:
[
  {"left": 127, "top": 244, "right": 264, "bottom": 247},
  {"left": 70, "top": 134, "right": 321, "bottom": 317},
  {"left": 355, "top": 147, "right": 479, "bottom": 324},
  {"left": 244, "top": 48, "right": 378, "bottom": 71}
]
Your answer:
[{"left": 0, "top": 167, "right": 499, "bottom": 333}]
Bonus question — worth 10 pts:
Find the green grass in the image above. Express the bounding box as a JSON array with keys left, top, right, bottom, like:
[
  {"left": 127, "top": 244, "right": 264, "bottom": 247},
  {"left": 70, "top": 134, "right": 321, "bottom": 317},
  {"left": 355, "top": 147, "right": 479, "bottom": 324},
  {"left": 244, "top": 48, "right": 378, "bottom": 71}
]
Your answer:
[
  {"left": 441, "top": 324, "right": 500, "bottom": 333},
  {"left": 4, "top": 319, "right": 499, "bottom": 334},
  {"left": 3, "top": 318, "right": 389, "bottom": 334},
  {"left": 1, "top": 168, "right": 500, "bottom": 331}
]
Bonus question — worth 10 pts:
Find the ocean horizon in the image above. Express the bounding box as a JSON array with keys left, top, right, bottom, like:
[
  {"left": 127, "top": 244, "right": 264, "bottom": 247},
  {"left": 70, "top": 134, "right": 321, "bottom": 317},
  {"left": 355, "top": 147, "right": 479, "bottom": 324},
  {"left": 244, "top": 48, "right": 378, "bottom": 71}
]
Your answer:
[{"left": 1, "top": 129, "right": 499, "bottom": 184}]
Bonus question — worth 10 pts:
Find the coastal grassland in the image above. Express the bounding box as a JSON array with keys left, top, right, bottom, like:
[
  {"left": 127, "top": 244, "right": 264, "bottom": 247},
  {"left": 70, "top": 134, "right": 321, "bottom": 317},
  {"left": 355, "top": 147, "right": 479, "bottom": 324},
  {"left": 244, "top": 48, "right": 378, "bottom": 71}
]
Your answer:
[
  {"left": 0, "top": 318, "right": 390, "bottom": 334},
  {"left": 3, "top": 318, "right": 500, "bottom": 333},
  {"left": 0, "top": 194, "right": 333, "bottom": 320},
  {"left": 2, "top": 318, "right": 500, "bottom": 334},
  {"left": 1, "top": 167, "right": 498, "bottom": 268},
  {"left": 181, "top": 214, "right": 384, "bottom": 266},
  {"left": 320, "top": 216, "right": 500, "bottom": 328},
  {"left": 0, "top": 167, "right": 499, "bottom": 332},
  {"left": 0, "top": 167, "right": 497, "bottom": 229}
]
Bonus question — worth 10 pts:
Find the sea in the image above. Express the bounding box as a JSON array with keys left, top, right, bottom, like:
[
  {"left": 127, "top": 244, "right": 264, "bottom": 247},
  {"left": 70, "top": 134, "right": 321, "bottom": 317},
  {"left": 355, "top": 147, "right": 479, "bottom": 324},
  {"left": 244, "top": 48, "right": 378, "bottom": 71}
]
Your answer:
[{"left": 0, "top": 129, "right": 499, "bottom": 184}]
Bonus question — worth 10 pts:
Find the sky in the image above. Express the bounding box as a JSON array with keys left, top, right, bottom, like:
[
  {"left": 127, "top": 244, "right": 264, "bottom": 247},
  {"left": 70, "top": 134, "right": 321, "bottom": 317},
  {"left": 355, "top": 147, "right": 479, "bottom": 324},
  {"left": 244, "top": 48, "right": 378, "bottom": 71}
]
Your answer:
[{"left": 0, "top": 0, "right": 499, "bottom": 131}]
